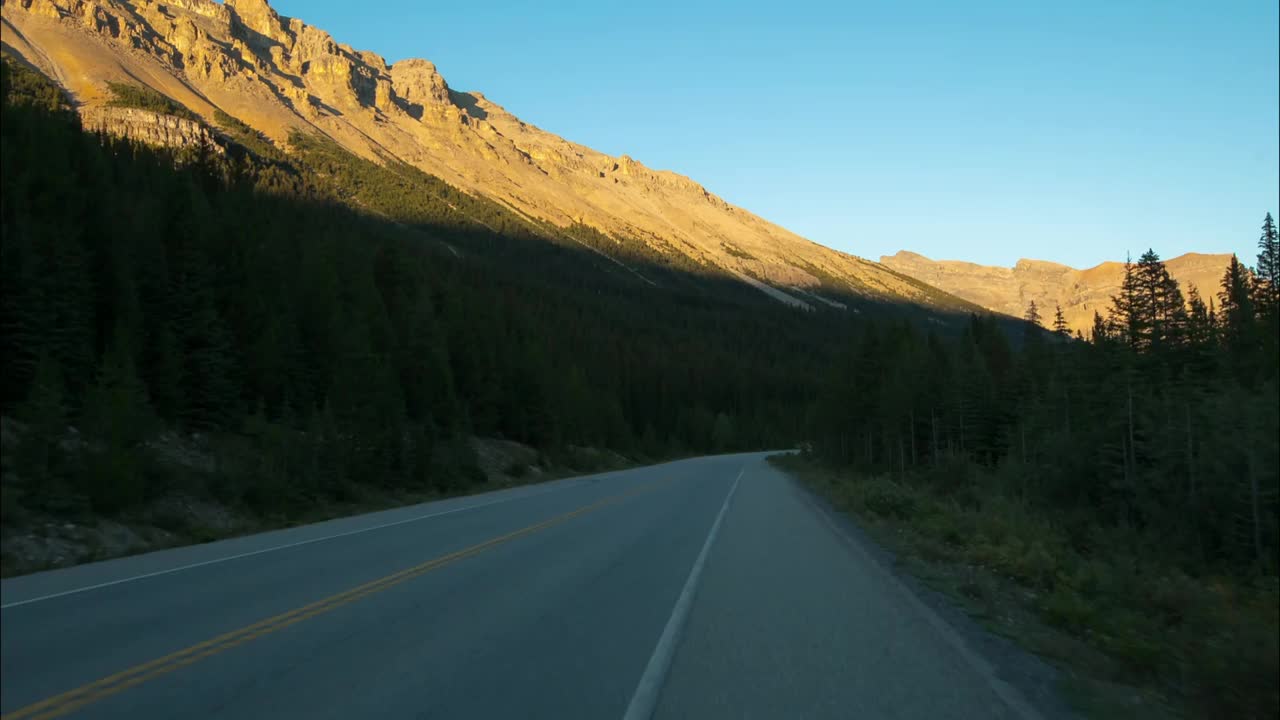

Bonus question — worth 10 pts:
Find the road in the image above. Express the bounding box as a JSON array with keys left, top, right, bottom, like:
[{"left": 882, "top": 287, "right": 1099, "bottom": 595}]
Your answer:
[{"left": 1, "top": 452, "right": 1050, "bottom": 719}]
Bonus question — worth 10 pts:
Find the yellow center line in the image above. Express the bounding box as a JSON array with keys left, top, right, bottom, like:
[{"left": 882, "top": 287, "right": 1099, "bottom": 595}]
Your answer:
[{"left": 3, "top": 483, "right": 657, "bottom": 720}]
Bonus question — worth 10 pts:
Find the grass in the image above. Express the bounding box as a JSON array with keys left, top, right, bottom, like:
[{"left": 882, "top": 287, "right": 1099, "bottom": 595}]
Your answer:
[{"left": 771, "top": 453, "right": 1279, "bottom": 720}]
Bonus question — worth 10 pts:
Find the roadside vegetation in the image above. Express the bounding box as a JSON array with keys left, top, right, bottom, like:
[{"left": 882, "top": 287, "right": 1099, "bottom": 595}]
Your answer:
[
  {"left": 795, "top": 229, "right": 1280, "bottom": 718},
  {"left": 778, "top": 454, "right": 1277, "bottom": 719},
  {"left": 0, "top": 424, "right": 630, "bottom": 577}
]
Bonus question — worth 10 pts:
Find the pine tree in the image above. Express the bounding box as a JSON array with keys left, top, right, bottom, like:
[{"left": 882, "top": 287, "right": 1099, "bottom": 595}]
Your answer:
[
  {"left": 1136, "top": 249, "right": 1187, "bottom": 354},
  {"left": 1090, "top": 311, "right": 1110, "bottom": 344},
  {"left": 1024, "top": 300, "right": 1042, "bottom": 327},
  {"left": 1255, "top": 212, "right": 1279, "bottom": 316},
  {"left": 12, "top": 354, "right": 69, "bottom": 508},
  {"left": 1109, "top": 250, "right": 1187, "bottom": 355},
  {"left": 711, "top": 412, "right": 736, "bottom": 451},
  {"left": 169, "top": 235, "right": 237, "bottom": 429},
  {"left": 1254, "top": 213, "right": 1280, "bottom": 382},
  {"left": 1110, "top": 255, "right": 1144, "bottom": 349},
  {"left": 1218, "top": 255, "right": 1256, "bottom": 363},
  {"left": 79, "top": 336, "right": 155, "bottom": 512},
  {"left": 1184, "top": 284, "right": 1217, "bottom": 354},
  {"left": 1052, "top": 304, "right": 1070, "bottom": 338}
]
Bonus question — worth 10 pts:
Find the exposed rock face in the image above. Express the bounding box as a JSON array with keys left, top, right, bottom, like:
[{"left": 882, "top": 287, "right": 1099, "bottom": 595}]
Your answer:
[
  {"left": 80, "top": 105, "right": 224, "bottom": 152},
  {"left": 2, "top": 0, "right": 973, "bottom": 310},
  {"left": 880, "top": 250, "right": 1234, "bottom": 334},
  {"left": 390, "top": 59, "right": 450, "bottom": 116}
]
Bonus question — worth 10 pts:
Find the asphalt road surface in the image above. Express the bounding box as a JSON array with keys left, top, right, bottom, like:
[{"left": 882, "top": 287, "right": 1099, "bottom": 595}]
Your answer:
[{"left": 1, "top": 452, "right": 1053, "bottom": 719}]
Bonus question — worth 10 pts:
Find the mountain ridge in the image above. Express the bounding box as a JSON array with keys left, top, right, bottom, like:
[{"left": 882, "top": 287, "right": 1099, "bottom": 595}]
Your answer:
[
  {"left": 1, "top": 0, "right": 976, "bottom": 313},
  {"left": 880, "top": 249, "right": 1235, "bottom": 333}
]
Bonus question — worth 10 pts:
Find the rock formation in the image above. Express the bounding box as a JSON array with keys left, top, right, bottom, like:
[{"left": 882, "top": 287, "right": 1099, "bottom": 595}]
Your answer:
[
  {"left": 80, "top": 105, "right": 223, "bottom": 152},
  {"left": 880, "top": 250, "right": 1235, "bottom": 334}
]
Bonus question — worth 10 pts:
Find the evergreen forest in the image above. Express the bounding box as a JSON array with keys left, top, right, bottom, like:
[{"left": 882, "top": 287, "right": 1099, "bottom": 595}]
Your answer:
[{"left": 800, "top": 235, "right": 1279, "bottom": 715}]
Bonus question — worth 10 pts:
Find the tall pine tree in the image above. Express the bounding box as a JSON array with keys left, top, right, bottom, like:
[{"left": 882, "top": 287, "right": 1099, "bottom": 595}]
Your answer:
[
  {"left": 1255, "top": 212, "right": 1279, "bottom": 316},
  {"left": 1052, "top": 304, "right": 1070, "bottom": 338}
]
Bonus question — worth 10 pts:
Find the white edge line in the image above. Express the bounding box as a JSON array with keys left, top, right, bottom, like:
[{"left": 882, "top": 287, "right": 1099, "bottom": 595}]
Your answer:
[
  {"left": 621, "top": 466, "right": 743, "bottom": 720},
  {"left": 791, "top": 478, "right": 1047, "bottom": 720},
  {"left": 0, "top": 482, "right": 576, "bottom": 610}
]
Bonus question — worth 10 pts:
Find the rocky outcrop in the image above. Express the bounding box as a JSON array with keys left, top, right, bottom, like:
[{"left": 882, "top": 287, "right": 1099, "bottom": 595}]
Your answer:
[
  {"left": 81, "top": 106, "right": 224, "bottom": 153},
  {"left": 390, "top": 59, "right": 450, "bottom": 117},
  {"left": 881, "top": 250, "right": 1234, "bottom": 334}
]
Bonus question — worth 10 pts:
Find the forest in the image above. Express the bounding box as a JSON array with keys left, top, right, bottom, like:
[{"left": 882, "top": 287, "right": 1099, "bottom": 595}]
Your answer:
[
  {"left": 0, "top": 57, "right": 856, "bottom": 521},
  {"left": 800, "top": 227, "right": 1279, "bottom": 715}
]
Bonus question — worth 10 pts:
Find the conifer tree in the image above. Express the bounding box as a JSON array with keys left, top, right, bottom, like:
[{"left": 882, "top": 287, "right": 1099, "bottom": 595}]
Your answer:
[
  {"left": 1052, "top": 304, "right": 1070, "bottom": 338},
  {"left": 79, "top": 335, "right": 155, "bottom": 511},
  {"left": 13, "top": 354, "right": 68, "bottom": 504},
  {"left": 1135, "top": 249, "right": 1187, "bottom": 354},
  {"left": 1218, "top": 255, "right": 1256, "bottom": 362},
  {"left": 1023, "top": 300, "right": 1042, "bottom": 328},
  {"left": 1110, "top": 255, "right": 1143, "bottom": 349},
  {"left": 1255, "top": 212, "right": 1279, "bottom": 315},
  {"left": 1184, "top": 285, "right": 1216, "bottom": 352},
  {"left": 1090, "top": 311, "right": 1110, "bottom": 344}
]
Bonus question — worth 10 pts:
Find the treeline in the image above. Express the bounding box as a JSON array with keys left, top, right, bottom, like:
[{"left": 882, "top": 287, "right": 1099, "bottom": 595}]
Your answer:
[
  {"left": 810, "top": 236, "right": 1279, "bottom": 570},
  {"left": 0, "top": 58, "right": 836, "bottom": 518},
  {"left": 807, "top": 223, "right": 1279, "bottom": 715}
]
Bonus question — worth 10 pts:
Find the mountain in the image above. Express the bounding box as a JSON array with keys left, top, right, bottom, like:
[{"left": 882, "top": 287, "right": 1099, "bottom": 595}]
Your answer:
[
  {"left": 880, "top": 250, "right": 1234, "bottom": 333},
  {"left": 0, "top": 0, "right": 973, "bottom": 313}
]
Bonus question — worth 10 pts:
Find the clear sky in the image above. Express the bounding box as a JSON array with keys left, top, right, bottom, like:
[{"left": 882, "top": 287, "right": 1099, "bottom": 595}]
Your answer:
[{"left": 270, "top": 0, "right": 1278, "bottom": 269}]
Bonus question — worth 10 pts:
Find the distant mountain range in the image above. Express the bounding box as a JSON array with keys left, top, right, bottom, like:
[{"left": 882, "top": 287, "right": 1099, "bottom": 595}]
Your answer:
[
  {"left": 1, "top": 0, "right": 975, "bottom": 314},
  {"left": 880, "top": 250, "right": 1234, "bottom": 333}
]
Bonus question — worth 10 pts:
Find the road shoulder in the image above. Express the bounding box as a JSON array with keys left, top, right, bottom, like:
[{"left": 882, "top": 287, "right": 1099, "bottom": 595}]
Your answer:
[{"left": 773, "top": 454, "right": 1174, "bottom": 720}]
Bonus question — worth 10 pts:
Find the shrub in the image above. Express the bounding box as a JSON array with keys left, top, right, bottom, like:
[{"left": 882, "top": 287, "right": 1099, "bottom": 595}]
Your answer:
[
  {"left": 80, "top": 446, "right": 145, "bottom": 514},
  {"left": 1014, "top": 540, "right": 1062, "bottom": 590},
  {"left": 915, "top": 456, "right": 978, "bottom": 503},
  {"left": 1094, "top": 617, "right": 1164, "bottom": 681},
  {"left": 1039, "top": 585, "right": 1095, "bottom": 632},
  {"left": 858, "top": 477, "right": 922, "bottom": 520},
  {"left": 1179, "top": 581, "right": 1280, "bottom": 719},
  {"left": 919, "top": 509, "right": 971, "bottom": 548},
  {"left": 912, "top": 535, "right": 957, "bottom": 563}
]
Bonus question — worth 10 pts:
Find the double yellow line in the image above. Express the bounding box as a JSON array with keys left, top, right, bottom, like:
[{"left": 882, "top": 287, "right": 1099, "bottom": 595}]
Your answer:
[{"left": 4, "top": 485, "right": 650, "bottom": 720}]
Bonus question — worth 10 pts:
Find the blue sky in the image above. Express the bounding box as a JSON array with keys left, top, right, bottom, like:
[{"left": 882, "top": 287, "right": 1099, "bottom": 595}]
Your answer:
[{"left": 271, "top": 0, "right": 1278, "bottom": 269}]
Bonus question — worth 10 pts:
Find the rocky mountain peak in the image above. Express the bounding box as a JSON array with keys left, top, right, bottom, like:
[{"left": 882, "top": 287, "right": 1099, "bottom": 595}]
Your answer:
[
  {"left": 1012, "top": 258, "right": 1071, "bottom": 273},
  {"left": 885, "top": 250, "right": 926, "bottom": 262},
  {"left": 223, "top": 0, "right": 287, "bottom": 44},
  {"left": 390, "top": 58, "right": 451, "bottom": 113}
]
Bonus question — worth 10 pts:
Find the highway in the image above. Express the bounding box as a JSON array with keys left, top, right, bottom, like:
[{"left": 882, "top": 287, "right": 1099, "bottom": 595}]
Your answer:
[{"left": 1, "top": 452, "right": 1054, "bottom": 719}]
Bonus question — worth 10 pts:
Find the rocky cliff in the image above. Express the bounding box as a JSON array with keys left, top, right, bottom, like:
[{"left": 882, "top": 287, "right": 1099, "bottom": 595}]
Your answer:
[
  {"left": 80, "top": 105, "right": 223, "bottom": 151},
  {"left": 0, "top": 0, "right": 971, "bottom": 312},
  {"left": 880, "top": 250, "right": 1234, "bottom": 333}
]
